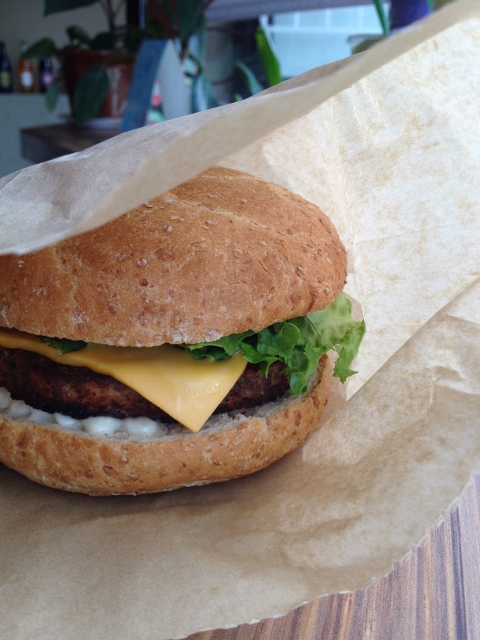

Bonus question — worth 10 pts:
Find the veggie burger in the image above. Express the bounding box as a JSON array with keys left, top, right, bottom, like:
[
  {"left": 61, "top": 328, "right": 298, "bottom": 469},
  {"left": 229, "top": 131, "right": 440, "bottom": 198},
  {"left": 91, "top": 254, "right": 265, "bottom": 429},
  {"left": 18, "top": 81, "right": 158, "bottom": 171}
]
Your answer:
[{"left": 0, "top": 167, "right": 364, "bottom": 495}]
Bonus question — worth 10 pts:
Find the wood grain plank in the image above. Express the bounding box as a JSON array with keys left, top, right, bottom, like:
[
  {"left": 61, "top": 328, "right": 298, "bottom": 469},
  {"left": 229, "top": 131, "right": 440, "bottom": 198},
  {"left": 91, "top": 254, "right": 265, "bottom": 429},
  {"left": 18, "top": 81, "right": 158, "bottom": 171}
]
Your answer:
[{"left": 184, "top": 476, "right": 480, "bottom": 640}]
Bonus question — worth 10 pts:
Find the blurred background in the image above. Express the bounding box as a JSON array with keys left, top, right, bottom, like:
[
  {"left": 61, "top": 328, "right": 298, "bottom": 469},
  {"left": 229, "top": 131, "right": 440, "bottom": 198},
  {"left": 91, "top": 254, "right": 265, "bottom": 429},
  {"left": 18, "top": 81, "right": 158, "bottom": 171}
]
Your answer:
[{"left": 0, "top": 0, "right": 456, "bottom": 178}]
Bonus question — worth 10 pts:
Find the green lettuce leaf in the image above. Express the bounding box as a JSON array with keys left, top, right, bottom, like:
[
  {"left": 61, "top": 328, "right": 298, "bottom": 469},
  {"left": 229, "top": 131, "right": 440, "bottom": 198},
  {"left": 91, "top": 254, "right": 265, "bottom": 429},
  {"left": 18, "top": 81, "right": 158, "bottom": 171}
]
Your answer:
[
  {"left": 184, "top": 293, "right": 365, "bottom": 394},
  {"left": 40, "top": 336, "right": 87, "bottom": 354}
]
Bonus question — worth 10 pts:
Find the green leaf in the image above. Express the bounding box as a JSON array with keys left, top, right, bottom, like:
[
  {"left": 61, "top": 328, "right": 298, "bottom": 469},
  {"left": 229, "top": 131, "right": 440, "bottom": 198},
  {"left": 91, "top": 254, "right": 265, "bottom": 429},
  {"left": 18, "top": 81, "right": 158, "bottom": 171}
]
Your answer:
[
  {"left": 66, "top": 25, "right": 92, "bottom": 46},
  {"left": 45, "top": 78, "right": 62, "bottom": 110},
  {"left": 41, "top": 336, "right": 87, "bottom": 354},
  {"left": 186, "top": 330, "right": 254, "bottom": 359},
  {"left": 257, "top": 322, "right": 300, "bottom": 358},
  {"left": 373, "top": 0, "right": 390, "bottom": 35},
  {"left": 90, "top": 31, "right": 116, "bottom": 50},
  {"left": 235, "top": 61, "right": 265, "bottom": 96},
  {"left": 307, "top": 294, "right": 362, "bottom": 351},
  {"left": 73, "top": 63, "right": 109, "bottom": 123},
  {"left": 22, "top": 38, "right": 56, "bottom": 59},
  {"left": 255, "top": 26, "right": 282, "bottom": 86},
  {"left": 44, "top": 0, "right": 98, "bottom": 16},
  {"left": 351, "top": 36, "right": 384, "bottom": 55},
  {"left": 184, "top": 293, "right": 365, "bottom": 395},
  {"left": 333, "top": 320, "right": 366, "bottom": 383},
  {"left": 175, "top": 0, "right": 205, "bottom": 42}
]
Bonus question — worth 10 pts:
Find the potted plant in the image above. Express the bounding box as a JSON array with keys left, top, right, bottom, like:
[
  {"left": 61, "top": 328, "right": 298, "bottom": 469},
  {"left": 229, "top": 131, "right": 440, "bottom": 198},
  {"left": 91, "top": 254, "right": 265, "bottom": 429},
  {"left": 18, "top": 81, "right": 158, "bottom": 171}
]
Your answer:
[{"left": 25, "top": 0, "right": 211, "bottom": 124}]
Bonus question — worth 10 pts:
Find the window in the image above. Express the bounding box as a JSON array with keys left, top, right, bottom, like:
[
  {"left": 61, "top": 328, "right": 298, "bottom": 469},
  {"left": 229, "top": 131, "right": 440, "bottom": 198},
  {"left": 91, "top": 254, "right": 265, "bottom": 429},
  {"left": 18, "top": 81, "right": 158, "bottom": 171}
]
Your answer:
[{"left": 260, "top": 5, "right": 385, "bottom": 78}]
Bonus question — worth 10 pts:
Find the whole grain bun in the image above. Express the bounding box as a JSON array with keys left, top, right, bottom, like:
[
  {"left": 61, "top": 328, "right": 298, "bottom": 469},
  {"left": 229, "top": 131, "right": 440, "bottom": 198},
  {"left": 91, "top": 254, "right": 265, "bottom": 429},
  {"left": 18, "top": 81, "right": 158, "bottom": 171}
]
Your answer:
[
  {"left": 0, "top": 167, "right": 346, "bottom": 346},
  {"left": 0, "top": 356, "right": 330, "bottom": 495}
]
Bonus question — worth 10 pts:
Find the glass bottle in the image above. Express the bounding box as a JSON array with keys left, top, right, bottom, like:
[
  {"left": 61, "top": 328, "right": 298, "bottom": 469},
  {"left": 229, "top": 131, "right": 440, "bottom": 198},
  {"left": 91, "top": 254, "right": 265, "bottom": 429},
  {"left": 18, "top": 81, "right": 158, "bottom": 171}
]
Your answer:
[
  {"left": 0, "top": 41, "right": 13, "bottom": 93},
  {"left": 17, "top": 41, "right": 36, "bottom": 93},
  {"left": 39, "top": 57, "right": 54, "bottom": 93}
]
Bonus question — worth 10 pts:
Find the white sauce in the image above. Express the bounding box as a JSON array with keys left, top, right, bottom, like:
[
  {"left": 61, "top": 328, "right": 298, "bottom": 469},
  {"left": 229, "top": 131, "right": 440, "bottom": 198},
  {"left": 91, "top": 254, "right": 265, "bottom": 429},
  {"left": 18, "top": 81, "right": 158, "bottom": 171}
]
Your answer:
[{"left": 0, "top": 386, "right": 162, "bottom": 438}]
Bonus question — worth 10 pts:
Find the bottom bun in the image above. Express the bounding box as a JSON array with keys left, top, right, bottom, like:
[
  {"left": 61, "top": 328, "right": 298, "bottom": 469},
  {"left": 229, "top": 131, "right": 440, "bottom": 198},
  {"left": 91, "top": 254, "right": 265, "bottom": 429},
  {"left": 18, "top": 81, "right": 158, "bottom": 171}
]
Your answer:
[{"left": 0, "top": 355, "right": 330, "bottom": 496}]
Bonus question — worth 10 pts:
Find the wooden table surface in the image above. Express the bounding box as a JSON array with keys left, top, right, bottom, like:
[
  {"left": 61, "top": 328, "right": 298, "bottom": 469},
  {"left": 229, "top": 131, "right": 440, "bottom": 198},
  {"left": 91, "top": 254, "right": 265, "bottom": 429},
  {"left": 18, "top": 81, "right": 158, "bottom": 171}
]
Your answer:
[
  {"left": 183, "top": 475, "right": 480, "bottom": 640},
  {"left": 20, "top": 123, "right": 117, "bottom": 164}
]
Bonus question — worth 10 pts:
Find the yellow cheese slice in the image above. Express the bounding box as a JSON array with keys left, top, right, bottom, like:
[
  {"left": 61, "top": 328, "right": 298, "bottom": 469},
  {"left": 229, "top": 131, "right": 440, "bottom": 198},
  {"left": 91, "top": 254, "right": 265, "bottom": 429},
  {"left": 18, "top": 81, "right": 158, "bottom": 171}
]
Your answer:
[{"left": 0, "top": 328, "right": 247, "bottom": 433}]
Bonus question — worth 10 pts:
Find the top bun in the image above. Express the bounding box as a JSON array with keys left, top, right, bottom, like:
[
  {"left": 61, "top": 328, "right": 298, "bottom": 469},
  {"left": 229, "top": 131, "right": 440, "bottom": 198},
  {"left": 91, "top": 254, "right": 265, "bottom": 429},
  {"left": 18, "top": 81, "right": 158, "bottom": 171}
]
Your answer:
[{"left": 0, "top": 167, "right": 347, "bottom": 346}]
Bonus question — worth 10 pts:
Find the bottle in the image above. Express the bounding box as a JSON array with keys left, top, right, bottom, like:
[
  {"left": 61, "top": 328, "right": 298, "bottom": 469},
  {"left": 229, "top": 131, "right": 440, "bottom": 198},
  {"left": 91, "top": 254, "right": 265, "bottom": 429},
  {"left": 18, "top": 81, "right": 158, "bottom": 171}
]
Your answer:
[
  {"left": 38, "top": 57, "right": 54, "bottom": 93},
  {"left": 0, "top": 41, "right": 13, "bottom": 93},
  {"left": 17, "top": 41, "right": 36, "bottom": 93}
]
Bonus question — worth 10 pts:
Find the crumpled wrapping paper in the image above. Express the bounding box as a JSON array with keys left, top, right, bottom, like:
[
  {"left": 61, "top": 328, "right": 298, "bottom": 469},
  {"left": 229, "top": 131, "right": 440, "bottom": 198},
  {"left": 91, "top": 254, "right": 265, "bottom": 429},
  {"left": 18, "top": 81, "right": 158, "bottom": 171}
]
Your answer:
[{"left": 1, "top": 2, "right": 480, "bottom": 639}]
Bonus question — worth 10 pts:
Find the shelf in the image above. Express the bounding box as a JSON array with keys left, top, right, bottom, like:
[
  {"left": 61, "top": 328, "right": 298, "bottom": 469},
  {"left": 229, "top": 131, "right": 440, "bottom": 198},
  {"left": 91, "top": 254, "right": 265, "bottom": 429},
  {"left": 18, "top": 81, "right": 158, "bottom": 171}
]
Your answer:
[{"left": 20, "top": 123, "right": 118, "bottom": 164}]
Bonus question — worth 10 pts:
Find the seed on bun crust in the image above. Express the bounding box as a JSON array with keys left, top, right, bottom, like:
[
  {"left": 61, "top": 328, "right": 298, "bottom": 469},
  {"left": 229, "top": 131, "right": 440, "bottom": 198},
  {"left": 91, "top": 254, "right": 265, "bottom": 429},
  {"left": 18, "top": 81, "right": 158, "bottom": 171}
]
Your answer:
[
  {"left": 0, "top": 167, "right": 356, "bottom": 495},
  {"left": 0, "top": 167, "right": 347, "bottom": 346}
]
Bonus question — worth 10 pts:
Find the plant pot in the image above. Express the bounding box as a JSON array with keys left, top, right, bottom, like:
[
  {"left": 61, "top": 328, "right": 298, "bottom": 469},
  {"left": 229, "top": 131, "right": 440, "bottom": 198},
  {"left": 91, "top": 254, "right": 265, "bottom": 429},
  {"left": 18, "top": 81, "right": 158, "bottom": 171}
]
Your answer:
[{"left": 61, "top": 49, "right": 135, "bottom": 121}]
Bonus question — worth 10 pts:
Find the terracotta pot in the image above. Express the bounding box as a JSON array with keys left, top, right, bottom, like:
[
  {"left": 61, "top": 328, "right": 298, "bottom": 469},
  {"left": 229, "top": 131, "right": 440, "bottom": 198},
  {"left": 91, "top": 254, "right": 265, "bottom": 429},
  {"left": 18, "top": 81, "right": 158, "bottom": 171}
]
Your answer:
[{"left": 61, "top": 49, "right": 135, "bottom": 120}]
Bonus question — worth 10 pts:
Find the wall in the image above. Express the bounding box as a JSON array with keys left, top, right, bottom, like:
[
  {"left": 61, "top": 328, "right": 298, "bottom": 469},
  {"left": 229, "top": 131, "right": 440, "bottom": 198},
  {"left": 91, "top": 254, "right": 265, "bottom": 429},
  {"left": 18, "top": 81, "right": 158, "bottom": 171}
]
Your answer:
[
  {"left": 0, "top": 0, "right": 125, "bottom": 177},
  {"left": 0, "top": 0, "right": 110, "bottom": 73},
  {"left": 0, "top": 94, "right": 69, "bottom": 178}
]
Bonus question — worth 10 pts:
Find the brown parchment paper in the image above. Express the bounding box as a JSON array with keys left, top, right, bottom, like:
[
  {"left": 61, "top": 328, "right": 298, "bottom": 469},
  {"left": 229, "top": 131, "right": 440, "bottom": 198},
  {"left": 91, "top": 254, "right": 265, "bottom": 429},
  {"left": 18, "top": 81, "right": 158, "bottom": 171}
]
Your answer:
[{"left": 1, "top": 1, "right": 480, "bottom": 638}]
